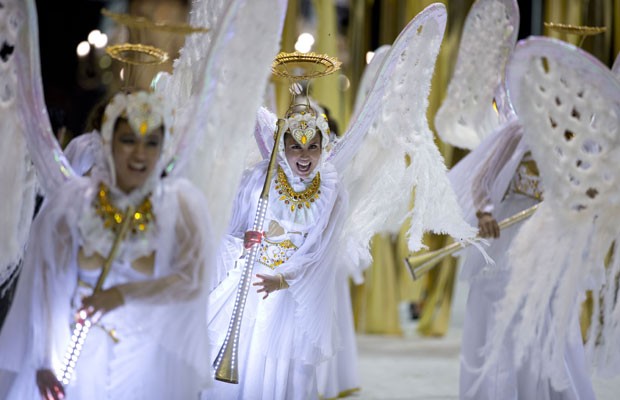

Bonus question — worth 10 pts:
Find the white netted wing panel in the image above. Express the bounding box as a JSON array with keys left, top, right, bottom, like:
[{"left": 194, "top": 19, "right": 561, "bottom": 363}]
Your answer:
[
  {"left": 479, "top": 37, "right": 620, "bottom": 392},
  {"left": 434, "top": 0, "right": 519, "bottom": 149}
]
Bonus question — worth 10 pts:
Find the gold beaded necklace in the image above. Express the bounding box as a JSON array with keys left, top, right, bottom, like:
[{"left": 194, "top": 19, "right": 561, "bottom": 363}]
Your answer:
[
  {"left": 275, "top": 167, "right": 321, "bottom": 212},
  {"left": 94, "top": 182, "right": 155, "bottom": 235}
]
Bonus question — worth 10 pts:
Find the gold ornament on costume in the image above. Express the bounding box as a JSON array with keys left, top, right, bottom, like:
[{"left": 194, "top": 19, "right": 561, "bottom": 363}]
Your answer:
[
  {"left": 271, "top": 51, "right": 341, "bottom": 81},
  {"left": 94, "top": 182, "right": 155, "bottom": 236},
  {"left": 258, "top": 238, "right": 298, "bottom": 270},
  {"left": 275, "top": 167, "right": 321, "bottom": 212},
  {"left": 106, "top": 43, "right": 169, "bottom": 66},
  {"left": 287, "top": 108, "right": 318, "bottom": 145},
  {"left": 102, "top": 8, "right": 210, "bottom": 35}
]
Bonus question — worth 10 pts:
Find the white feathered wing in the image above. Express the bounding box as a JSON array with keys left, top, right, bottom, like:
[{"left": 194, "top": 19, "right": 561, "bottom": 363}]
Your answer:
[
  {"left": 482, "top": 37, "right": 620, "bottom": 389},
  {"left": 0, "top": 0, "right": 69, "bottom": 290},
  {"left": 332, "top": 3, "right": 476, "bottom": 274},
  {"left": 157, "top": 0, "right": 288, "bottom": 239},
  {"left": 434, "top": 0, "right": 520, "bottom": 149}
]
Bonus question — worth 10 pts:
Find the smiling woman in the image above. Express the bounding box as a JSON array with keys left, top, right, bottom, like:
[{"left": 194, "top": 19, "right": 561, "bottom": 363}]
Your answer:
[
  {"left": 111, "top": 118, "right": 164, "bottom": 193},
  {"left": 283, "top": 132, "right": 321, "bottom": 178},
  {"left": 0, "top": 91, "right": 214, "bottom": 400}
]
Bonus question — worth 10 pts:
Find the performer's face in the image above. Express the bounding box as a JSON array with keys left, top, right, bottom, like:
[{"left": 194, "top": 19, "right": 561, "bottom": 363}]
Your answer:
[
  {"left": 284, "top": 132, "right": 322, "bottom": 178},
  {"left": 112, "top": 118, "right": 163, "bottom": 193}
]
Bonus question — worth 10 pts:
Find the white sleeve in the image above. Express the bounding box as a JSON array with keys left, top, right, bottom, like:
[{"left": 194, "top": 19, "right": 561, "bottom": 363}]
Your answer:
[{"left": 472, "top": 120, "right": 523, "bottom": 214}]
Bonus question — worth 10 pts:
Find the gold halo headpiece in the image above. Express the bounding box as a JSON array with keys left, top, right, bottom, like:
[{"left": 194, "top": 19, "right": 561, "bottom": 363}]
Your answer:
[
  {"left": 271, "top": 51, "right": 341, "bottom": 82},
  {"left": 106, "top": 43, "right": 169, "bottom": 65}
]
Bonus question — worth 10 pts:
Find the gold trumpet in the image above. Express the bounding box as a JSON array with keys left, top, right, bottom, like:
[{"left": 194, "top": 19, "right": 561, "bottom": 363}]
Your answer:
[{"left": 404, "top": 203, "right": 539, "bottom": 280}]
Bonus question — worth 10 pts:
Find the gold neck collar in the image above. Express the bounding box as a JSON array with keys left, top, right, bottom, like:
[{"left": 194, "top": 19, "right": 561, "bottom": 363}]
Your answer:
[
  {"left": 275, "top": 167, "right": 321, "bottom": 212},
  {"left": 93, "top": 182, "right": 155, "bottom": 236}
]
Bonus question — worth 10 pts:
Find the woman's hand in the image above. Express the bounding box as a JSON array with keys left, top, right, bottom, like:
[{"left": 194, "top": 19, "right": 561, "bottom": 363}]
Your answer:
[
  {"left": 253, "top": 273, "right": 288, "bottom": 299},
  {"left": 477, "top": 212, "right": 500, "bottom": 238},
  {"left": 79, "top": 287, "right": 124, "bottom": 322},
  {"left": 243, "top": 231, "right": 263, "bottom": 249},
  {"left": 36, "top": 369, "right": 64, "bottom": 400}
]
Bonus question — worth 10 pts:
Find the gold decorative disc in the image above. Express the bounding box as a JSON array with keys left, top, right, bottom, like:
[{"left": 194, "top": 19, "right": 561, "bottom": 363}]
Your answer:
[
  {"left": 544, "top": 22, "right": 607, "bottom": 36},
  {"left": 106, "top": 43, "right": 169, "bottom": 65},
  {"left": 102, "top": 8, "right": 209, "bottom": 35},
  {"left": 271, "top": 52, "right": 342, "bottom": 81}
]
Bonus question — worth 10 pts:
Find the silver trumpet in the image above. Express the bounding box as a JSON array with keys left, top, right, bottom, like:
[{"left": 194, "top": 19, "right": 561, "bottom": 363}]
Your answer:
[
  {"left": 212, "top": 119, "right": 287, "bottom": 383},
  {"left": 404, "top": 203, "right": 539, "bottom": 280}
]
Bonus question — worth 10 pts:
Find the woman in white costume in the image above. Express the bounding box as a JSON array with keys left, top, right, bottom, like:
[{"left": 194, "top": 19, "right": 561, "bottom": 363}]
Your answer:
[
  {"left": 205, "top": 104, "right": 347, "bottom": 400},
  {"left": 0, "top": 91, "right": 212, "bottom": 400},
  {"left": 433, "top": 1, "right": 595, "bottom": 397},
  {"left": 453, "top": 117, "right": 595, "bottom": 400}
]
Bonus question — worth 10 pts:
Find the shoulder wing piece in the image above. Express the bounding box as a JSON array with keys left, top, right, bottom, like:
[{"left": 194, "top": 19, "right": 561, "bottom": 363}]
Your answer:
[{"left": 434, "top": 0, "right": 519, "bottom": 149}]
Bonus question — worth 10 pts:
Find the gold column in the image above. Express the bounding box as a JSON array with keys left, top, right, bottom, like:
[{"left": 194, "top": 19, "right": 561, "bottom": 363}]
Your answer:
[
  {"left": 312, "top": 0, "right": 347, "bottom": 131},
  {"left": 347, "top": 0, "right": 373, "bottom": 116},
  {"left": 275, "top": 0, "right": 300, "bottom": 117},
  {"left": 353, "top": 233, "right": 403, "bottom": 335}
]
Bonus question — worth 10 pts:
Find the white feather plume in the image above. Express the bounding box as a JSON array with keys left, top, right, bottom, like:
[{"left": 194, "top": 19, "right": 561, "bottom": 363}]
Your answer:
[
  {"left": 434, "top": 0, "right": 520, "bottom": 149},
  {"left": 158, "top": 0, "right": 288, "bottom": 240}
]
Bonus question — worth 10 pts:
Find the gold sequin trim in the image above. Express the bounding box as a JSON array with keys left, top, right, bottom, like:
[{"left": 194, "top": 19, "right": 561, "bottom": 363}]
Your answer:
[
  {"left": 275, "top": 167, "right": 321, "bottom": 212},
  {"left": 94, "top": 182, "right": 155, "bottom": 236}
]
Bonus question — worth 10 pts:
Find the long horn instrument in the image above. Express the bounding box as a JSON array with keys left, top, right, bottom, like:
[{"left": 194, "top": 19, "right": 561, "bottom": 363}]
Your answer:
[
  {"left": 213, "top": 118, "right": 287, "bottom": 384},
  {"left": 404, "top": 203, "right": 539, "bottom": 280}
]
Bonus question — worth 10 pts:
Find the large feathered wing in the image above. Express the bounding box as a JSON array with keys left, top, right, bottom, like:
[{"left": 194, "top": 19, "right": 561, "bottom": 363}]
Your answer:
[
  {"left": 0, "top": 0, "right": 72, "bottom": 289},
  {"left": 14, "top": 0, "right": 76, "bottom": 193},
  {"left": 331, "top": 4, "right": 476, "bottom": 273},
  {"left": 479, "top": 37, "right": 620, "bottom": 391},
  {"left": 434, "top": 0, "right": 519, "bottom": 149},
  {"left": 158, "top": 0, "right": 288, "bottom": 239},
  {"left": 351, "top": 44, "right": 390, "bottom": 116}
]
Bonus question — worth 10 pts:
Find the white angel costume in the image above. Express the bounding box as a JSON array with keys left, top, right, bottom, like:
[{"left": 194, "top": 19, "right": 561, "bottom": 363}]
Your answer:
[
  {"left": 204, "top": 106, "right": 347, "bottom": 400},
  {"left": 205, "top": 5, "right": 476, "bottom": 400},
  {"left": 451, "top": 119, "right": 594, "bottom": 400},
  {"left": 478, "top": 37, "right": 620, "bottom": 396},
  {"left": 0, "top": 0, "right": 292, "bottom": 396},
  {"left": 0, "top": 92, "right": 213, "bottom": 400},
  {"left": 436, "top": 1, "right": 594, "bottom": 398}
]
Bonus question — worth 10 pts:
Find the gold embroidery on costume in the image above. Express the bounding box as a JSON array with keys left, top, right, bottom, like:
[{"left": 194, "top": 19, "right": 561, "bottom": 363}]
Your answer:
[
  {"left": 510, "top": 152, "right": 543, "bottom": 200},
  {"left": 94, "top": 182, "right": 155, "bottom": 235},
  {"left": 275, "top": 167, "right": 321, "bottom": 212},
  {"left": 258, "top": 238, "right": 298, "bottom": 269}
]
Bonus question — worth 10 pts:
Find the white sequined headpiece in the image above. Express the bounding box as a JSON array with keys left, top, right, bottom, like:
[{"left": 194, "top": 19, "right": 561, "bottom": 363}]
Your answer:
[
  {"left": 99, "top": 91, "right": 174, "bottom": 188},
  {"left": 101, "top": 91, "right": 172, "bottom": 142}
]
